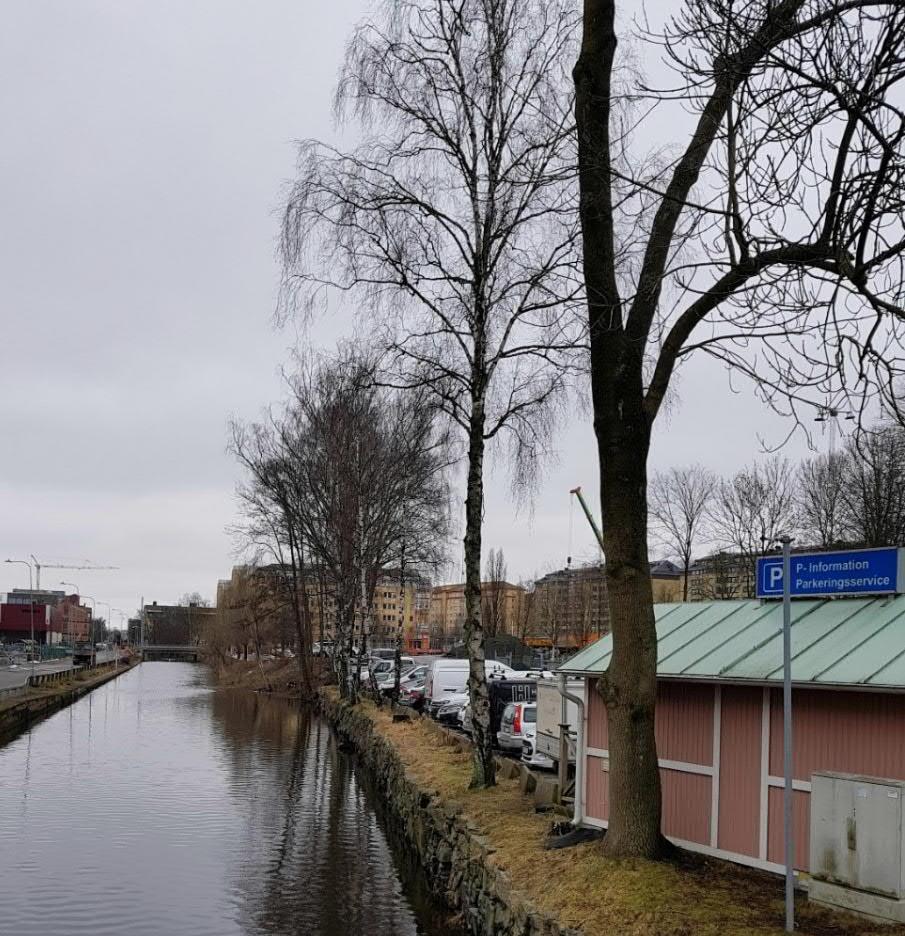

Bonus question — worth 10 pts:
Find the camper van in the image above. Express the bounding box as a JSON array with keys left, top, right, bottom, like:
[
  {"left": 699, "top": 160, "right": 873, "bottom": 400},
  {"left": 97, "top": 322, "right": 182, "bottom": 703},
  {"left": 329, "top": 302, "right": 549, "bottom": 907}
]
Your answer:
[
  {"left": 424, "top": 658, "right": 513, "bottom": 715},
  {"left": 534, "top": 679, "right": 583, "bottom": 768}
]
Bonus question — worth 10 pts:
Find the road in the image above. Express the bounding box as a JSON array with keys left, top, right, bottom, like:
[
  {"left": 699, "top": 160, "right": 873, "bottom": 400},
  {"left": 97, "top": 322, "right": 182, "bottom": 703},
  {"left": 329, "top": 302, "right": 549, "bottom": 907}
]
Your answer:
[{"left": 0, "top": 658, "right": 75, "bottom": 691}]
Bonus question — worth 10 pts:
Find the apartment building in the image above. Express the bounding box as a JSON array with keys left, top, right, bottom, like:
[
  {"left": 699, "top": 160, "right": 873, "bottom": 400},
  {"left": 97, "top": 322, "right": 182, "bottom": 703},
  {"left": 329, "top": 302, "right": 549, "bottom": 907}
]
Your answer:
[
  {"left": 686, "top": 552, "right": 754, "bottom": 601},
  {"left": 428, "top": 580, "right": 528, "bottom": 646}
]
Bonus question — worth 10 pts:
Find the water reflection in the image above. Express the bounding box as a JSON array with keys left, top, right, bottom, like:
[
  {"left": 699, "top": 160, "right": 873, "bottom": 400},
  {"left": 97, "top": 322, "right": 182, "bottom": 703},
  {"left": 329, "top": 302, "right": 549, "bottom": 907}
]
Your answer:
[{"left": 0, "top": 663, "right": 459, "bottom": 936}]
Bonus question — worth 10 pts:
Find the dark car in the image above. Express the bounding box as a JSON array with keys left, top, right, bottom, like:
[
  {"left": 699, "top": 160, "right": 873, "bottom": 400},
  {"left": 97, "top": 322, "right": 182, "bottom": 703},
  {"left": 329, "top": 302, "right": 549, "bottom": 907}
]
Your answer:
[{"left": 487, "top": 677, "right": 538, "bottom": 742}]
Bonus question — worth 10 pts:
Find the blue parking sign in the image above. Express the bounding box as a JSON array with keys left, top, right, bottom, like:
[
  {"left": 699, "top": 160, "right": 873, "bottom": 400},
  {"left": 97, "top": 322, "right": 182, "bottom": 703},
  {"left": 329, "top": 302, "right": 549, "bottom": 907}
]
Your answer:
[{"left": 756, "top": 547, "right": 904, "bottom": 598}]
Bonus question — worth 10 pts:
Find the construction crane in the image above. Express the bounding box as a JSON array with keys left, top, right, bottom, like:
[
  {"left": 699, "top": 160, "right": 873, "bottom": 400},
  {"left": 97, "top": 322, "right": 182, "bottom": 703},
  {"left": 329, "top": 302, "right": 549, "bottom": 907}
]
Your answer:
[
  {"left": 29, "top": 556, "right": 118, "bottom": 591},
  {"left": 569, "top": 487, "right": 605, "bottom": 554}
]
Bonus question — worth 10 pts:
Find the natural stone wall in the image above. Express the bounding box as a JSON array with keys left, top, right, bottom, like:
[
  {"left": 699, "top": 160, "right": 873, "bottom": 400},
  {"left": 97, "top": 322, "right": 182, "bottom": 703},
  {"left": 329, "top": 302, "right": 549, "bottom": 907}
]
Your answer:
[{"left": 320, "top": 693, "right": 580, "bottom": 936}]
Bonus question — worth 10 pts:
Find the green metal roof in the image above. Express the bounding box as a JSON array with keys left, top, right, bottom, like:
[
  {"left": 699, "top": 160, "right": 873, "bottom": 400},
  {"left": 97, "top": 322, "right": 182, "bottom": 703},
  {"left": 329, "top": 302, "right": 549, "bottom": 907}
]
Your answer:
[{"left": 558, "top": 597, "right": 905, "bottom": 689}]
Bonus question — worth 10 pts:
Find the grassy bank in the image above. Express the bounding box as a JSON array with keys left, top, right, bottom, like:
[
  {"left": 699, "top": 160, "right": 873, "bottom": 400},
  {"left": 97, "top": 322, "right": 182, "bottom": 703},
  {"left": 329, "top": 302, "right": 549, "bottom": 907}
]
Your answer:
[
  {"left": 209, "top": 656, "right": 332, "bottom": 697},
  {"left": 335, "top": 690, "right": 898, "bottom": 936}
]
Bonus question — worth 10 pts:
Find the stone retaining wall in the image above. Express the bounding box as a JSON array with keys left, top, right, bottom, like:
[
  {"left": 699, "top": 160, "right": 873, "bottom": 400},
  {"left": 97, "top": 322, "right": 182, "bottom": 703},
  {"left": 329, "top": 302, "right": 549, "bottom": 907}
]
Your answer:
[
  {"left": 0, "top": 661, "right": 135, "bottom": 747},
  {"left": 320, "top": 692, "right": 580, "bottom": 936}
]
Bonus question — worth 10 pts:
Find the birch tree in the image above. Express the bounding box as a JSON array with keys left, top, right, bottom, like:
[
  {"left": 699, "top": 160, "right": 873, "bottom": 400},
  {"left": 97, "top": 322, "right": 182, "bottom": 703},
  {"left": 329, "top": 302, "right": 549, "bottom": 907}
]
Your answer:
[
  {"left": 281, "top": 0, "right": 583, "bottom": 786},
  {"left": 575, "top": 0, "right": 905, "bottom": 856}
]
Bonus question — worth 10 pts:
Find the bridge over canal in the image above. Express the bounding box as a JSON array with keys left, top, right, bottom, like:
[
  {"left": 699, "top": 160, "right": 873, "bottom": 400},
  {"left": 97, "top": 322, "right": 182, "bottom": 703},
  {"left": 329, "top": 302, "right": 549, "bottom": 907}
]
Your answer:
[{"left": 141, "top": 645, "right": 202, "bottom": 662}]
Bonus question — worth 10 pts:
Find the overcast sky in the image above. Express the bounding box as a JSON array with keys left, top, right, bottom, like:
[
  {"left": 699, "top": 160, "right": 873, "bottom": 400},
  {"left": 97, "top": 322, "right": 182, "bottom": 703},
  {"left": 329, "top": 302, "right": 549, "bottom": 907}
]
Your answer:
[{"left": 0, "top": 0, "right": 823, "bottom": 620}]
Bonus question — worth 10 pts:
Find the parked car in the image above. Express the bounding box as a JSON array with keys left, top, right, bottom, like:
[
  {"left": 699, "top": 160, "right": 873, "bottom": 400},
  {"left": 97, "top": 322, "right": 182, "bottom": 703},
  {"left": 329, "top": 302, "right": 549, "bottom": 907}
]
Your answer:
[
  {"left": 376, "top": 662, "right": 426, "bottom": 693},
  {"left": 521, "top": 726, "right": 555, "bottom": 770},
  {"left": 459, "top": 702, "right": 471, "bottom": 733},
  {"left": 372, "top": 654, "right": 414, "bottom": 671},
  {"left": 369, "top": 659, "right": 395, "bottom": 677},
  {"left": 399, "top": 681, "right": 427, "bottom": 710},
  {"left": 424, "top": 658, "right": 513, "bottom": 716},
  {"left": 497, "top": 701, "right": 537, "bottom": 753},
  {"left": 487, "top": 676, "right": 541, "bottom": 742},
  {"left": 435, "top": 691, "right": 470, "bottom": 726}
]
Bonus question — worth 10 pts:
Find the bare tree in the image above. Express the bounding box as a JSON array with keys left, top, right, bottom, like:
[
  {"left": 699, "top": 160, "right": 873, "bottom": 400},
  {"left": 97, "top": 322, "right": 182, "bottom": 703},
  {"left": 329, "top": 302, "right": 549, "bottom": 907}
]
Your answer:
[
  {"left": 281, "top": 0, "right": 583, "bottom": 787},
  {"left": 231, "top": 420, "right": 317, "bottom": 694},
  {"left": 649, "top": 466, "right": 716, "bottom": 601},
  {"left": 796, "top": 452, "right": 850, "bottom": 548},
  {"left": 482, "top": 548, "right": 508, "bottom": 639},
  {"left": 253, "top": 352, "right": 453, "bottom": 704},
  {"left": 512, "top": 579, "right": 536, "bottom": 642},
  {"left": 841, "top": 424, "right": 905, "bottom": 546},
  {"left": 710, "top": 458, "right": 798, "bottom": 595},
  {"left": 574, "top": 0, "right": 905, "bottom": 856}
]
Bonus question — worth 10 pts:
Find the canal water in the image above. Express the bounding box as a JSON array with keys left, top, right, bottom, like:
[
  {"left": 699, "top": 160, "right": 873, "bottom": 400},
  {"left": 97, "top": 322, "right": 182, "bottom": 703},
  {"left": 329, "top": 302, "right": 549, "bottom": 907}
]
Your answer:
[{"left": 0, "top": 662, "right": 460, "bottom": 936}]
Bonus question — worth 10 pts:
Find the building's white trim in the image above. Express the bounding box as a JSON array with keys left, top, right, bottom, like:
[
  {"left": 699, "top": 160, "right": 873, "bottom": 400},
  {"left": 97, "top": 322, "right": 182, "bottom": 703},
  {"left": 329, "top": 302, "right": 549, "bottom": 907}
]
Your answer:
[
  {"left": 768, "top": 776, "right": 811, "bottom": 793},
  {"left": 759, "top": 686, "right": 770, "bottom": 860},
  {"left": 585, "top": 747, "right": 712, "bottom": 777},
  {"left": 662, "top": 758, "right": 713, "bottom": 777},
  {"left": 579, "top": 816, "right": 789, "bottom": 877},
  {"left": 581, "top": 678, "right": 590, "bottom": 825},
  {"left": 710, "top": 685, "right": 722, "bottom": 848}
]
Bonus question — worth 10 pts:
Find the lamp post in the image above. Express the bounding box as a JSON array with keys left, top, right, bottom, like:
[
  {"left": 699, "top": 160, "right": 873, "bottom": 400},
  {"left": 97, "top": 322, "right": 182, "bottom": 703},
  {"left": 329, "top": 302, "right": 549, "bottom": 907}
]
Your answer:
[
  {"left": 60, "top": 581, "right": 80, "bottom": 659},
  {"left": 5, "top": 558, "right": 36, "bottom": 678}
]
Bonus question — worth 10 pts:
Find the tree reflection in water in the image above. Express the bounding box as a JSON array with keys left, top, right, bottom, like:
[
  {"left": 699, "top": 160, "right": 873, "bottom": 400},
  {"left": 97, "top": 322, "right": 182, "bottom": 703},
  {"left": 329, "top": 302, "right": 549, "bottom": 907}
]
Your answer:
[{"left": 209, "top": 690, "right": 461, "bottom": 936}]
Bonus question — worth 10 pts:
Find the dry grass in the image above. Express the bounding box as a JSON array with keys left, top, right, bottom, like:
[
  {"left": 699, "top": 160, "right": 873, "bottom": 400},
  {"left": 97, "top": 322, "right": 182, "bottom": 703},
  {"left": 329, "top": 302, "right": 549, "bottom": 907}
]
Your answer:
[{"left": 357, "top": 700, "right": 902, "bottom": 936}]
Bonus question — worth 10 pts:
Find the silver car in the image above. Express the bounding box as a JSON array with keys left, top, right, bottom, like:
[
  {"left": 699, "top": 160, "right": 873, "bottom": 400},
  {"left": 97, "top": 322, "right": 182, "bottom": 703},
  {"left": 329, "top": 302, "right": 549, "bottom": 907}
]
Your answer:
[{"left": 496, "top": 701, "right": 537, "bottom": 753}]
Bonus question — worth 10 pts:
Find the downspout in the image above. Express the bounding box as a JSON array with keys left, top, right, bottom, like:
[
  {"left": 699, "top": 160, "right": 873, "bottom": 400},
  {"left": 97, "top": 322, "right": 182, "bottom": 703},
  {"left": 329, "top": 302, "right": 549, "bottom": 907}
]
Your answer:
[{"left": 557, "top": 672, "right": 586, "bottom": 827}]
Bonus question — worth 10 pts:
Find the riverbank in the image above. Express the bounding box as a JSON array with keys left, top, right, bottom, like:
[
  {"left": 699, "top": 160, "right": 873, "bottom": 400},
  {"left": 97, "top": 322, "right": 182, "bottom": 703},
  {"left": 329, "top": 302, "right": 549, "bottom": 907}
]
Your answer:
[
  {"left": 0, "top": 660, "right": 136, "bottom": 746},
  {"left": 209, "top": 655, "right": 333, "bottom": 698},
  {"left": 320, "top": 688, "right": 896, "bottom": 936}
]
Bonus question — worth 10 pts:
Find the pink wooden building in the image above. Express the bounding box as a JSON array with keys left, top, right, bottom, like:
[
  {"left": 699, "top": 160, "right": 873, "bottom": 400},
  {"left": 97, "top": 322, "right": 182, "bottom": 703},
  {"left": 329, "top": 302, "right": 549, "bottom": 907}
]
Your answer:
[{"left": 560, "top": 597, "right": 905, "bottom": 873}]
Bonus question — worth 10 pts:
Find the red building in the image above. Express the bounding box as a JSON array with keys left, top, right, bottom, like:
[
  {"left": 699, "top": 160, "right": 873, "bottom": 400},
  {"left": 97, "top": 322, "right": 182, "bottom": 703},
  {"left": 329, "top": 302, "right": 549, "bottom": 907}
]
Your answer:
[
  {"left": 0, "top": 602, "right": 59, "bottom": 644},
  {"left": 561, "top": 595, "right": 905, "bottom": 875},
  {"left": 52, "top": 595, "right": 91, "bottom": 643}
]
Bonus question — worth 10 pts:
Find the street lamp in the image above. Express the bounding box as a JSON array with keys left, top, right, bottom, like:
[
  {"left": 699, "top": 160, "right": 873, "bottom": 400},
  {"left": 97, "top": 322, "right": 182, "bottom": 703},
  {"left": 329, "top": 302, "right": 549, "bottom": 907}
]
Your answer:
[
  {"left": 5, "top": 558, "right": 36, "bottom": 678},
  {"left": 60, "top": 581, "right": 80, "bottom": 657}
]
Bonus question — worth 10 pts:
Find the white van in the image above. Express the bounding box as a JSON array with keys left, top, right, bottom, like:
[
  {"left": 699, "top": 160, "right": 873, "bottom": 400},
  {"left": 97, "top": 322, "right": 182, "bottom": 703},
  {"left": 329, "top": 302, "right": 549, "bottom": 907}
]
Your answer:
[{"left": 425, "top": 658, "right": 513, "bottom": 715}]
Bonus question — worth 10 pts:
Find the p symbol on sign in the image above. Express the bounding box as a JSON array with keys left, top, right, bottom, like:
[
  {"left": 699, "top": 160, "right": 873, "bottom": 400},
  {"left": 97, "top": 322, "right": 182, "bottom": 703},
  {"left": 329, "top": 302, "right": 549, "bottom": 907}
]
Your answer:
[{"left": 769, "top": 565, "right": 783, "bottom": 591}]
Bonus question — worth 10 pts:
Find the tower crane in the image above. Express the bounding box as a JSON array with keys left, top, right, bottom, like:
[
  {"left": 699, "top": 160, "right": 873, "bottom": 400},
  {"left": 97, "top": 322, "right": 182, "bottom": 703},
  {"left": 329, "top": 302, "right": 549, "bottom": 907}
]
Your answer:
[
  {"left": 569, "top": 487, "right": 605, "bottom": 554},
  {"left": 28, "top": 556, "right": 118, "bottom": 591}
]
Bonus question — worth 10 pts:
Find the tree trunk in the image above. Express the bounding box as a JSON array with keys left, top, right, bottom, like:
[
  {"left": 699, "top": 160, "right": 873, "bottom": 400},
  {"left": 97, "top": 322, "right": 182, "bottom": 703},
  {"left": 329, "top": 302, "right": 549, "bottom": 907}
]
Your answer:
[
  {"left": 337, "top": 596, "right": 354, "bottom": 701},
  {"left": 597, "top": 422, "right": 664, "bottom": 857},
  {"left": 464, "top": 400, "right": 494, "bottom": 788},
  {"left": 293, "top": 540, "right": 315, "bottom": 695},
  {"left": 286, "top": 525, "right": 314, "bottom": 696},
  {"left": 575, "top": 0, "right": 665, "bottom": 859},
  {"left": 393, "top": 543, "right": 406, "bottom": 705}
]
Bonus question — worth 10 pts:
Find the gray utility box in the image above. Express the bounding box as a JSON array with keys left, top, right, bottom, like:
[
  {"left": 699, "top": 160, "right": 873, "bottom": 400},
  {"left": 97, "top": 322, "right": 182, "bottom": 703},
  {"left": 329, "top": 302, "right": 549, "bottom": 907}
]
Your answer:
[{"left": 810, "top": 771, "right": 905, "bottom": 924}]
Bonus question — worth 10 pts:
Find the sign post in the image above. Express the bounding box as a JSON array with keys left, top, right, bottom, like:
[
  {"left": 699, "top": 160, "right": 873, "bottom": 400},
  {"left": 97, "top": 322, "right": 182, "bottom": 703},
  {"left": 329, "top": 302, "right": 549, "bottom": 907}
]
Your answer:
[
  {"left": 753, "top": 542, "right": 905, "bottom": 932},
  {"left": 780, "top": 535, "right": 794, "bottom": 933}
]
